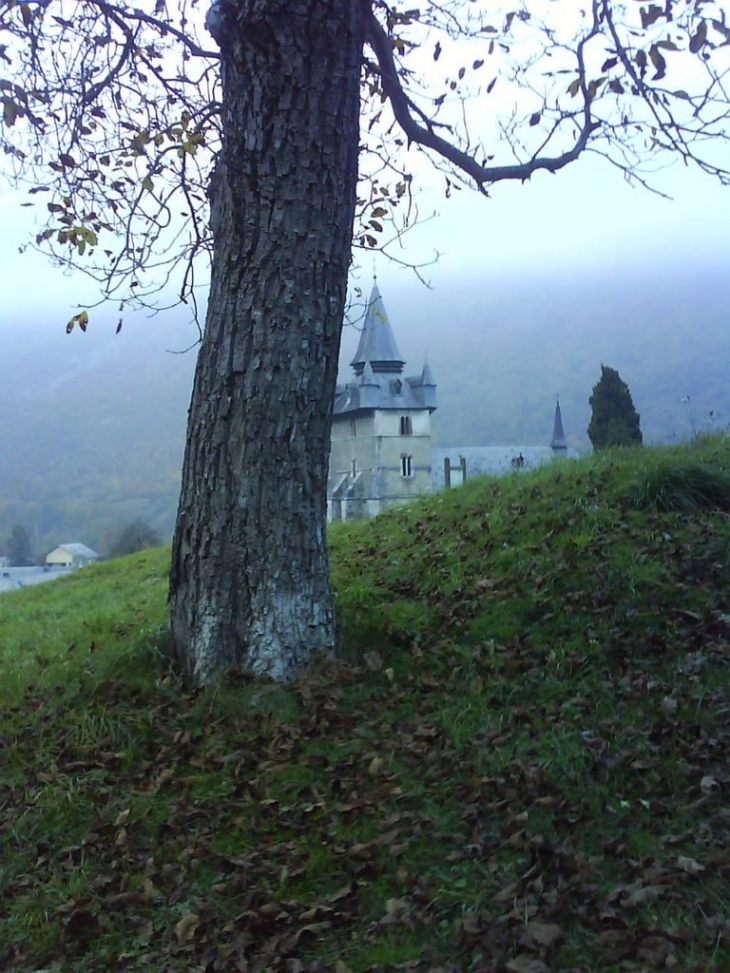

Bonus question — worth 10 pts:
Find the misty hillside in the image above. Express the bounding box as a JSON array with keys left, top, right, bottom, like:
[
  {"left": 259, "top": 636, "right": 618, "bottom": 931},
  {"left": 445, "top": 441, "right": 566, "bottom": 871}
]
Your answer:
[
  {"left": 0, "top": 265, "right": 726, "bottom": 555},
  {"left": 0, "top": 315, "right": 198, "bottom": 556},
  {"left": 341, "top": 266, "right": 729, "bottom": 451}
]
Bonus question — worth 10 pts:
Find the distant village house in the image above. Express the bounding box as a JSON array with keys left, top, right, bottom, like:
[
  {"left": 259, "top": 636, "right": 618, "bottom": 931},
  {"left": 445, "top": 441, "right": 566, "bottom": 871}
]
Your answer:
[
  {"left": 0, "top": 543, "right": 100, "bottom": 594},
  {"left": 45, "top": 543, "right": 100, "bottom": 569}
]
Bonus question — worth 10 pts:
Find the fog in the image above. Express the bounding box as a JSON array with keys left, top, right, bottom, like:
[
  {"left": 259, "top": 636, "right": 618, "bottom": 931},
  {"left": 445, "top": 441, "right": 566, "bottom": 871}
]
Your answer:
[
  {"left": 2, "top": 141, "right": 729, "bottom": 325},
  {"left": 0, "top": 117, "right": 728, "bottom": 558}
]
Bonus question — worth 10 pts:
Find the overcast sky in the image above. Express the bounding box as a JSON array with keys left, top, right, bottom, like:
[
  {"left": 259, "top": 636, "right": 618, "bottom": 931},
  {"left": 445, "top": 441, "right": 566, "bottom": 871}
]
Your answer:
[
  {"left": 1, "top": 0, "right": 728, "bottom": 338},
  {"left": 356, "top": 151, "right": 730, "bottom": 291},
  {"left": 2, "top": 148, "right": 728, "bottom": 337}
]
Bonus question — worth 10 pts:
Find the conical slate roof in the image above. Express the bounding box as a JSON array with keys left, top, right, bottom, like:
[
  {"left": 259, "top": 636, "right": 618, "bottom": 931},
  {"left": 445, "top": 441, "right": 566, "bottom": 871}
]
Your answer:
[
  {"left": 421, "top": 357, "right": 435, "bottom": 386},
  {"left": 550, "top": 399, "right": 567, "bottom": 450},
  {"left": 359, "top": 359, "right": 378, "bottom": 386},
  {"left": 350, "top": 282, "right": 405, "bottom": 375}
]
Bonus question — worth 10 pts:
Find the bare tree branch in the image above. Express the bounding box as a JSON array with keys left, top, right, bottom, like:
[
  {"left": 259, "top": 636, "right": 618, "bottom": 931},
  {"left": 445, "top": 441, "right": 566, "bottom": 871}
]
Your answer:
[
  {"left": 365, "top": 7, "right": 601, "bottom": 189},
  {"left": 1, "top": 0, "right": 728, "bottom": 317}
]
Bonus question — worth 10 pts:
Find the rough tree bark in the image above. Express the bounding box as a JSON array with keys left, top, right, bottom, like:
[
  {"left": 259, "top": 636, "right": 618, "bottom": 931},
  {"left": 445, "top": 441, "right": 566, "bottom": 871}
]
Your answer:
[{"left": 169, "top": 0, "right": 367, "bottom": 684}]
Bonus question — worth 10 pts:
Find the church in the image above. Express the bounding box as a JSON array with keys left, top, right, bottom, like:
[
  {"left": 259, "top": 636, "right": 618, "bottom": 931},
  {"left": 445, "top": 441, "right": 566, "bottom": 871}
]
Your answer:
[{"left": 327, "top": 283, "right": 576, "bottom": 521}]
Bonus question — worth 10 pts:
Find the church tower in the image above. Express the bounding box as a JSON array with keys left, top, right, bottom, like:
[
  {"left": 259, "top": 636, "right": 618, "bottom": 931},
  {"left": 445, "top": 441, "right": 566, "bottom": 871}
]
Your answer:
[{"left": 328, "top": 283, "right": 437, "bottom": 520}]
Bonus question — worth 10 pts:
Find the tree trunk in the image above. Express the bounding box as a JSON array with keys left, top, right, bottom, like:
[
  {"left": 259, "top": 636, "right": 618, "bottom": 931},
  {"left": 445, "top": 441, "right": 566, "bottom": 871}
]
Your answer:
[{"left": 169, "top": 0, "right": 366, "bottom": 684}]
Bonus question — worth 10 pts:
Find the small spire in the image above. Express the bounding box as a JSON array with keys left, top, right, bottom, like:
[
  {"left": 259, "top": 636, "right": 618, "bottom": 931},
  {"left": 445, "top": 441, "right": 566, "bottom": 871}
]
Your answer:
[
  {"left": 360, "top": 359, "right": 378, "bottom": 386},
  {"left": 550, "top": 397, "right": 567, "bottom": 450},
  {"left": 421, "top": 356, "right": 435, "bottom": 386}
]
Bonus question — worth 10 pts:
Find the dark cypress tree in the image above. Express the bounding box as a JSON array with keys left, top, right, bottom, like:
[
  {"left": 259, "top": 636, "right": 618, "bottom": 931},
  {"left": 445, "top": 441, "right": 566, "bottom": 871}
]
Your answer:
[
  {"left": 6, "top": 525, "right": 34, "bottom": 567},
  {"left": 588, "top": 365, "right": 643, "bottom": 450}
]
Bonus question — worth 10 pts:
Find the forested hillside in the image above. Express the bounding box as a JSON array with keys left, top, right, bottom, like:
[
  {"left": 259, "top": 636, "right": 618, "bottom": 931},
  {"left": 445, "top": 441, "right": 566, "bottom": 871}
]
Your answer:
[
  {"left": 0, "top": 265, "right": 726, "bottom": 556},
  {"left": 0, "top": 315, "right": 197, "bottom": 556}
]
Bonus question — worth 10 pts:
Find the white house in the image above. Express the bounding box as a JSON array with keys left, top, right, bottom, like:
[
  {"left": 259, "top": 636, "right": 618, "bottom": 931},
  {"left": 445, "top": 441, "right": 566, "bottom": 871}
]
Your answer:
[{"left": 46, "top": 543, "right": 100, "bottom": 569}]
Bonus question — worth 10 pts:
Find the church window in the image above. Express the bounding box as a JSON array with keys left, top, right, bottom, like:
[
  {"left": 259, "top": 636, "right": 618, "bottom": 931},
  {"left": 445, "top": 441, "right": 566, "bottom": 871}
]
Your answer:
[
  {"left": 350, "top": 419, "right": 357, "bottom": 437},
  {"left": 351, "top": 458, "right": 357, "bottom": 476},
  {"left": 399, "top": 415, "right": 412, "bottom": 436},
  {"left": 400, "top": 454, "right": 413, "bottom": 478}
]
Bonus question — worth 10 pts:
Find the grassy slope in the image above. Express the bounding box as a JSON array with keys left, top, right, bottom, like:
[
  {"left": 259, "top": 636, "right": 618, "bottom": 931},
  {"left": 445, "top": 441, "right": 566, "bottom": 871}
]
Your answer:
[{"left": 1, "top": 438, "right": 729, "bottom": 972}]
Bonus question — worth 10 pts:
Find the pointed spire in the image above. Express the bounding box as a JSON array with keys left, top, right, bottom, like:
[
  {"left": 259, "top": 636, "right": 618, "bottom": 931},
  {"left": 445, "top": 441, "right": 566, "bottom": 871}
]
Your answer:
[
  {"left": 357, "top": 357, "right": 381, "bottom": 409},
  {"left": 359, "top": 358, "right": 378, "bottom": 386},
  {"left": 350, "top": 282, "right": 405, "bottom": 375},
  {"left": 413, "top": 355, "right": 437, "bottom": 411},
  {"left": 421, "top": 356, "right": 435, "bottom": 386},
  {"left": 550, "top": 398, "right": 568, "bottom": 450}
]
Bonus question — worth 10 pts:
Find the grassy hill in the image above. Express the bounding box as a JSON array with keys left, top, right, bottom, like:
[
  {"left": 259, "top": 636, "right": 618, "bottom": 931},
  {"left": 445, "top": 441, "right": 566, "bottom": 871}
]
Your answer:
[{"left": 2, "top": 436, "right": 730, "bottom": 972}]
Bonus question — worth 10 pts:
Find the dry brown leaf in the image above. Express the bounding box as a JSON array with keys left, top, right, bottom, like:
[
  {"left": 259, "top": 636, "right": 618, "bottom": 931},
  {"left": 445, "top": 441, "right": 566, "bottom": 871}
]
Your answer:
[
  {"left": 676, "top": 855, "right": 705, "bottom": 875},
  {"left": 363, "top": 650, "right": 383, "bottom": 670},
  {"left": 525, "top": 920, "right": 564, "bottom": 947},
  {"left": 621, "top": 884, "right": 665, "bottom": 907},
  {"left": 329, "top": 881, "right": 358, "bottom": 903},
  {"left": 506, "top": 833, "right": 529, "bottom": 851},
  {"left": 493, "top": 879, "right": 521, "bottom": 902},
  {"left": 173, "top": 910, "right": 200, "bottom": 943},
  {"left": 348, "top": 842, "right": 374, "bottom": 859},
  {"left": 299, "top": 905, "right": 333, "bottom": 923},
  {"left": 368, "top": 755, "right": 385, "bottom": 775},
  {"left": 289, "top": 920, "right": 331, "bottom": 946},
  {"left": 505, "top": 956, "right": 550, "bottom": 973},
  {"left": 414, "top": 723, "right": 438, "bottom": 739},
  {"left": 469, "top": 676, "right": 484, "bottom": 694},
  {"left": 140, "top": 877, "right": 161, "bottom": 901}
]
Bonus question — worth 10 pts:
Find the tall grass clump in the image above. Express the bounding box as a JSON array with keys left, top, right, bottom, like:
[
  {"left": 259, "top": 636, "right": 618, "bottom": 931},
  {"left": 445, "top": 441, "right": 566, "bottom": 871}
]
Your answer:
[{"left": 624, "top": 458, "right": 730, "bottom": 512}]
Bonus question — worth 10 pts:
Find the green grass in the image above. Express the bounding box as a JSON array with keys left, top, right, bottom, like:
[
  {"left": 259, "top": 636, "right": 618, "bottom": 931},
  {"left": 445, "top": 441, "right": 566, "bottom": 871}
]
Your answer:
[
  {"left": 2, "top": 436, "right": 730, "bottom": 972},
  {"left": 624, "top": 457, "right": 730, "bottom": 512}
]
